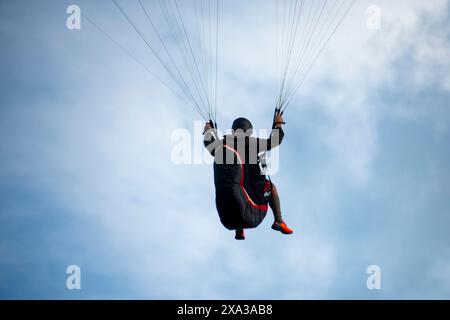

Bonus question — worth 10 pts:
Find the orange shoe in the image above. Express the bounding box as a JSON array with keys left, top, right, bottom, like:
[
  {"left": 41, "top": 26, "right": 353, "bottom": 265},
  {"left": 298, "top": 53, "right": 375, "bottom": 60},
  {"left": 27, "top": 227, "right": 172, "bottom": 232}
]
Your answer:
[
  {"left": 235, "top": 229, "right": 245, "bottom": 240},
  {"left": 272, "top": 221, "right": 294, "bottom": 235}
]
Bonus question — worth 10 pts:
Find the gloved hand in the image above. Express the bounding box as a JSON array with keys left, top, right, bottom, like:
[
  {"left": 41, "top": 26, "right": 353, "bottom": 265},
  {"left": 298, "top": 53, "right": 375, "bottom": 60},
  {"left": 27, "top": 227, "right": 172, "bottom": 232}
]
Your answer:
[
  {"left": 203, "top": 122, "right": 213, "bottom": 134},
  {"left": 274, "top": 114, "right": 285, "bottom": 129}
]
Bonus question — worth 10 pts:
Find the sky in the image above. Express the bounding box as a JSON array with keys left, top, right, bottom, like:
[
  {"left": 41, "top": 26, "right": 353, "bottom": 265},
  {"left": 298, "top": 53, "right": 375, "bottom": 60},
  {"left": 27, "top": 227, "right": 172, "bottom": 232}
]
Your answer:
[{"left": 0, "top": 0, "right": 450, "bottom": 299}]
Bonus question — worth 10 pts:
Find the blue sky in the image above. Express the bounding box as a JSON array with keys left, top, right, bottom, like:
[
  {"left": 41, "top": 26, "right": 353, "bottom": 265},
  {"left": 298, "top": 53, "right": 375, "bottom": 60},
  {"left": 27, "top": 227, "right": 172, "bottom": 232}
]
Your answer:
[{"left": 1, "top": 0, "right": 450, "bottom": 299}]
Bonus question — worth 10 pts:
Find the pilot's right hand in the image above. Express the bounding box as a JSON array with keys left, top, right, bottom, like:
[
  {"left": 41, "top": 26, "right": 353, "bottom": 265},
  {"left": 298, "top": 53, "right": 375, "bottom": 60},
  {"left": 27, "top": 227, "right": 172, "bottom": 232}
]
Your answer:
[{"left": 274, "top": 114, "right": 285, "bottom": 128}]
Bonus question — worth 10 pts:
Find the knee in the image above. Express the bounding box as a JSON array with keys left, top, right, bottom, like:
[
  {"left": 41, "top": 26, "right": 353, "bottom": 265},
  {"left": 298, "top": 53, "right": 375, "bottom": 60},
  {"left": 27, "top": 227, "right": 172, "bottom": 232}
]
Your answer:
[{"left": 271, "top": 183, "right": 278, "bottom": 194}]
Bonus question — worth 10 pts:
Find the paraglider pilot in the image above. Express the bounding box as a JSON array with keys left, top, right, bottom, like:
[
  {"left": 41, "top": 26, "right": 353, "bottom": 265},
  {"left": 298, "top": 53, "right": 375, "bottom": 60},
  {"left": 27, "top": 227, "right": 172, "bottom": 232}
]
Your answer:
[{"left": 203, "top": 113, "right": 293, "bottom": 240}]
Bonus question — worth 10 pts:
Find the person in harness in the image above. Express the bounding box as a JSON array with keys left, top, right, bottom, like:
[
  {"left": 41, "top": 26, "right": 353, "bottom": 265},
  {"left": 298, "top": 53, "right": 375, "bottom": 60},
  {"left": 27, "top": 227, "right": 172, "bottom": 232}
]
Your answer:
[{"left": 203, "top": 113, "right": 294, "bottom": 240}]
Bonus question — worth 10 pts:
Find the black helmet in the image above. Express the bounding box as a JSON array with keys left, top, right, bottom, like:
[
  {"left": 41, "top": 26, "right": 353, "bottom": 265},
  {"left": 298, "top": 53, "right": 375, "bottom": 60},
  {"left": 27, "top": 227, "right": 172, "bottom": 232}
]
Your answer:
[{"left": 232, "top": 117, "right": 253, "bottom": 135}]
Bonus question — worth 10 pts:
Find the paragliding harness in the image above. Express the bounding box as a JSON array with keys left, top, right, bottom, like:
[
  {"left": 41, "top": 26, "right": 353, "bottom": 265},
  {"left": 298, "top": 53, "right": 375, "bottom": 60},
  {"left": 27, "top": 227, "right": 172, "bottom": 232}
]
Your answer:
[
  {"left": 211, "top": 133, "right": 269, "bottom": 230},
  {"left": 211, "top": 109, "right": 284, "bottom": 230}
]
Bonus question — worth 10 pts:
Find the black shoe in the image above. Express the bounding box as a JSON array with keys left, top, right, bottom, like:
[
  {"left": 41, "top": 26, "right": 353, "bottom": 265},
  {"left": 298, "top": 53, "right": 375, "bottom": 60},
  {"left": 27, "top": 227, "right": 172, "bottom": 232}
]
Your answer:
[{"left": 235, "top": 229, "right": 245, "bottom": 240}]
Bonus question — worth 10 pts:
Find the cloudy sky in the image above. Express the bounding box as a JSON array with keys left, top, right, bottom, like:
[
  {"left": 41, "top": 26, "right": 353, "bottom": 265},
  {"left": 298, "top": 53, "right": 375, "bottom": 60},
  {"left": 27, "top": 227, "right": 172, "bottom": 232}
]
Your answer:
[{"left": 1, "top": 0, "right": 449, "bottom": 299}]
